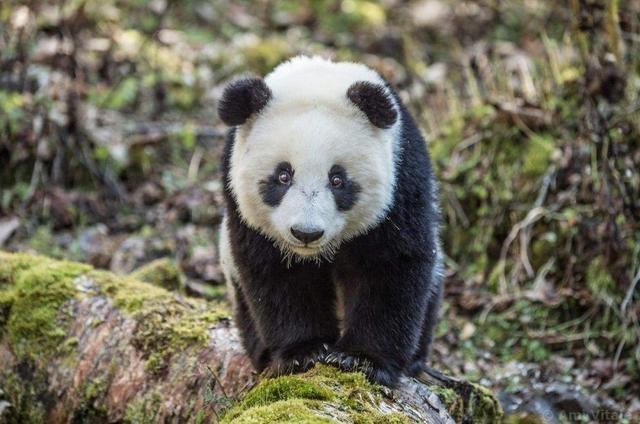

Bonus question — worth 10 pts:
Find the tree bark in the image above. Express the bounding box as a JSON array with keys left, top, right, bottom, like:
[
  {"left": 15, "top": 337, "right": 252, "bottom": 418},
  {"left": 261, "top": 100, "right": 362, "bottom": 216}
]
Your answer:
[{"left": 0, "top": 252, "right": 502, "bottom": 423}]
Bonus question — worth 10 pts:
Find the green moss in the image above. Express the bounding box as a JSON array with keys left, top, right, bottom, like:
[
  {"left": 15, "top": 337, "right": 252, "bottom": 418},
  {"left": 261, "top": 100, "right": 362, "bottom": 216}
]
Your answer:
[
  {"left": 522, "top": 134, "right": 555, "bottom": 176},
  {"left": 0, "top": 252, "right": 90, "bottom": 358},
  {"left": 238, "top": 375, "right": 335, "bottom": 409},
  {"left": 0, "top": 253, "right": 29, "bottom": 285},
  {"left": 90, "top": 269, "right": 174, "bottom": 313},
  {"left": 0, "top": 365, "right": 48, "bottom": 424},
  {"left": 429, "top": 385, "right": 465, "bottom": 421},
  {"left": 83, "top": 377, "right": 107, "bottom": 400},
  {"left": 24, "top": 226, "right": 67, "bottom": 259},
  {"left": 86, "top": 268, "right": 228, "bottom": 373},
  {"left": 586, "top": 256, "right": 619, "bottom": 303},
  {"left": 428, "top": 380, "right": 502, "bottom": 424},
  {"left": 130, "top": 302, "right": 227, "bottom": 372},
  {"left": 123, "top": 391, "right": 162, "bottom": 424},
  {"left": 503, "top": 413, "right": 548, "bottom": 424},
  {"left": 222, "top": 365, "right": 410, "bottom": 424},
  {"left": 227, "top": 399, "right": 333, "bottom": 424},
  {"left": 0, "top": 252, "right": 228, "bottom": 373},
  {"left": 130, "top": 258, "right": 184, "bottom": 292},
  {"left": 72, "top": 377, "right": 110, "bottom": 422},
  {"left": 467, "top": 383, "right": 503, "bottom": 423}
]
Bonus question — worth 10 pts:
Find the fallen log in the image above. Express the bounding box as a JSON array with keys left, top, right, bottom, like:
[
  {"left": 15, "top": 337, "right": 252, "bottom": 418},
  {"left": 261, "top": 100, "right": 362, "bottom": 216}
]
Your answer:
[{"left": 0, "top": 252, "right": 502, "bottom": 423}]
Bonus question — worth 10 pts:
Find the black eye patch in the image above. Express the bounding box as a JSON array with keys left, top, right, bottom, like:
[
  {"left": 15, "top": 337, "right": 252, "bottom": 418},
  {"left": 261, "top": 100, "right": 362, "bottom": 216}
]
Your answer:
[
  {"left": 328, "top": 165, "right": 361, "bottom": 211},
  {"left": 259, "top": 162, "right": 293, "bottom": 207}
]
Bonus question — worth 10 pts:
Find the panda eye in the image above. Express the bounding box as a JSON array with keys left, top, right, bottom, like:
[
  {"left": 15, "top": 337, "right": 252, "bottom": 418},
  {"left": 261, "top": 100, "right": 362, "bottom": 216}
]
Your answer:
[
  {"left": 278, "top": 170, "right": 292, "bottom": 185},
  {"left": 330, "top": 174, "right": 343, "bottom": 188}
]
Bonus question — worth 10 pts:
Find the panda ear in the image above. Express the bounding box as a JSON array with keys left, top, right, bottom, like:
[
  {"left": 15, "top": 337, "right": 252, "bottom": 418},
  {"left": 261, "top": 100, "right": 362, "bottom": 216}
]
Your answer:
[
  {"left": 346, "top": 81, "right": 397, "bottom": 129},
  {"left": 218, "top": 78, "right": 272, "bottom": 126}
]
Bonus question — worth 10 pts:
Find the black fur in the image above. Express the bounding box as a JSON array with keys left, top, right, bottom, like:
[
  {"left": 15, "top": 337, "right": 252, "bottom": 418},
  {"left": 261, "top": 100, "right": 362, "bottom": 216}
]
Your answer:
[
  {"left": 259, "top": 162, "right": 293, "bottom": 207},
  {"left": 221, "top": 86, "right": 443, "bottom": 388},
  {"left": 328, "top": 165, "right": 361, "bottom": 211},
  {"left": 218, "top": 78, "right": 272, "bottom": 126},
  {"left": 347, "top": 81, "right": 398, "bottom": 129}
]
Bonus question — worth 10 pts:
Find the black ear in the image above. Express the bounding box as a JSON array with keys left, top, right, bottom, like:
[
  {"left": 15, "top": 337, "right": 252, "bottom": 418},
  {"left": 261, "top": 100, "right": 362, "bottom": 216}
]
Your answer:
[
  {"left": 346, "top": 81, "right": 397, "bottom": 129},
  {"left": 218, "top": 78, "right": 272, "bottom": 126}
]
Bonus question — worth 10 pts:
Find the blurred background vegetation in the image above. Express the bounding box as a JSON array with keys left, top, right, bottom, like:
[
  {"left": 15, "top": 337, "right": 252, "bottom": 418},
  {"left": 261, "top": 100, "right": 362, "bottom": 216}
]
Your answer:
[{"left": 1, "top": 0, "right": 639, "bottom": 421}]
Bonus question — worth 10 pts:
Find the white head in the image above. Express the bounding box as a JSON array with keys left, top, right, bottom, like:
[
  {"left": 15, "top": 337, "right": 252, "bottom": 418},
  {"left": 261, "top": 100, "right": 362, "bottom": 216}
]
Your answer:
[{"left": 219, "top": 56, "right": 401, "bottom": 262}]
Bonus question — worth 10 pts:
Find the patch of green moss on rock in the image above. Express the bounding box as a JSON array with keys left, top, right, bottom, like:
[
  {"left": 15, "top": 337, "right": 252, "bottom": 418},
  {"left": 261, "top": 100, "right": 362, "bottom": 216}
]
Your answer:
[
  {"left": 503, "top": 413, "right": 548, "bottom": 424},
  {"left": 72, "top": 376, "right": 110, "bottom": 422},
  {"left": 222, "top": 365, "right": 410, "bottom": 424},
  {"left": 123, "top": 390, "right": 162, "bottom": 424},
  {"left": 0, "top": 364, "right": 49, "bottom": 423},
  {"left": 467, "top": 382, "right": 503, "bottom": 423},
  {"left": 428, "top": 379, "right": 502, "bottom": 424},
  {"left": 429, "top": 385, "right": 464, "bottom": 421},
  {"left": 89, "top": 269, "right": 175, "bottom": 313},
  {"left": 130, "top": 258, "right": 184, "bottom": 292},
  {"left": 239, "top": 375, "right": 335, "bottom": 409},
  {"left": 0, "top": 252, "right": 90, "bottom": 358},
  {"left": 133, "top": 304, "right": 225, "bottom": 374},
  {"left": 0, "top": 252, "right": 228, "bottom": 371},
  {"left": 227, "top": 399, "right": 333, "bottom": 424},
  {"left": 86, "top": 268, "right": 228, "bottom": 372}
]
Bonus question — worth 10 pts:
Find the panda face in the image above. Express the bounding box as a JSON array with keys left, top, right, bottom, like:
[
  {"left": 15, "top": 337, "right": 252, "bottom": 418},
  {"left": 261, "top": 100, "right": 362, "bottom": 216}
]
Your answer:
[
  {"left": 223, "top": 56, "right": 401, "bottom": 262},
  {"left": 230, "top": 104, "right": 397, "bottom": 261}
]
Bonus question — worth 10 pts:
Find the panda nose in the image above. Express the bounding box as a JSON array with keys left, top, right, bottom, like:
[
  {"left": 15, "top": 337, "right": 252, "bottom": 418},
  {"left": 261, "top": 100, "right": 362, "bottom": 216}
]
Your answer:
[{"left": 290, "top": 226, "right": 324, "bottom": 243}]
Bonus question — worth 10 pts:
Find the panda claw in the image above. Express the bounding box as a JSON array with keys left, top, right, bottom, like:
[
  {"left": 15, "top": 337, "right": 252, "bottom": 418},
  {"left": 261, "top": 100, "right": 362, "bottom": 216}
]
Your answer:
[
  {"left": 321, "top": 351, "right": 399, "bottom": 387},
  {"left": 265, "top": 343, "right": 330, "bottom": 377}
]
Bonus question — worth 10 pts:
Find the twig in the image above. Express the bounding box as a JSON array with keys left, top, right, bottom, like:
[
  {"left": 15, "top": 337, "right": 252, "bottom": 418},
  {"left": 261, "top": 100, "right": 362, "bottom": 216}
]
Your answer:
[
  {"left": 188, "top": 146, "right": 204, "bottom": 182},
  {"left": 613, "top": 264, "right": 640, "bottom": 370},
  {"left": 207, "top": 365, "right": 230, "bottom": 400},
  {"left": 498, "top": 206, "right": 547, "bottom": 293},
  {"left": 621, "top": 262, "right": 640, "bottom": 315}
]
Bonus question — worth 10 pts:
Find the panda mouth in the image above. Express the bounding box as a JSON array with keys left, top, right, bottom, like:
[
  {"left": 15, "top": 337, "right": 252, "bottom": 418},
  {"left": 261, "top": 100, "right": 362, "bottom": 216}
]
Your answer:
[
  {"left": 290, "top": 243, "right": 322, "bottom": 255},
  {"left": 284, "top": 239, "right": 327, "bottom": 258}
]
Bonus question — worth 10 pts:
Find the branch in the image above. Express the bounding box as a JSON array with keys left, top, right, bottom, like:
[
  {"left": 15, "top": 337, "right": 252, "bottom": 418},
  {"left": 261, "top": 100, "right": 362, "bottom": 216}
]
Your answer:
[{"left": 0, "top": 252, "right": 502, "bottom": 423}]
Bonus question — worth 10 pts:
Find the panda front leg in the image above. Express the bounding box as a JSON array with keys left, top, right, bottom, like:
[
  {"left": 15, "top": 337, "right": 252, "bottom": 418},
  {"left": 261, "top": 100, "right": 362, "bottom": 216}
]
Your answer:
[
  {"left": 240, "top": 261, "right": 340, "bottom": 376},
  {"left": 229, "top": 279, "right": 272, "bottom": 371},
  {"left": 326, "top": 259, "right": 432, "bottom": 387}
]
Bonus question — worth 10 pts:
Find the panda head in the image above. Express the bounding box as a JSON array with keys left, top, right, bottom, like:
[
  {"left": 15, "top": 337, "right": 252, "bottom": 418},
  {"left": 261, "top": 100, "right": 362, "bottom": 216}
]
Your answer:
[{"left": 220, "top": 56, "right": 401, "bottom": 262}]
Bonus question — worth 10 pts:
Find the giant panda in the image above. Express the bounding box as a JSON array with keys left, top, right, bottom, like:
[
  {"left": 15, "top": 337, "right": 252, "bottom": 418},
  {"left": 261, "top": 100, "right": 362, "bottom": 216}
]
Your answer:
[{"left": 218, "top": 56, "right": 443, "bottom": 387}]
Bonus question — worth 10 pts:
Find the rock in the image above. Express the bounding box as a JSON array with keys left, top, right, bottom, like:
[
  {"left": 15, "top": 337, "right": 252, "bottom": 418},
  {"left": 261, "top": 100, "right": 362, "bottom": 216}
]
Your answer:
[
  {"left": 184, "top": 280, "right": 226, "bottom": 300},
  {"left": 166, "top": 186, "right": 221, "bottom": 225},
  {"left": 516, "top": 396, "right": 559, "bottom": 424},
  {"left": 0, "top": 217, "right": 20, "bottom": 247},
  {"left": 130, "top": 258, "right": 184, "bottom": 292},
  {"left": 0, "top": 252, "right": 503, "bottom": 423},
  {"left": 110, "top": 236, "right": 147, "bottom": 273},
  {"left": 496, "top": 390, "right": 521, "bottom": 415},
  {"left": 188, "top": 245, "right": 222, "bottom": 283},
  {"left": 410, "top": 0, "right": 452, "bottom": 29},
  {"left": 544, "top": 382, "right": 599, "bottom": 417},
  {"left": 77, "top": 224, "right": 114, "bottom": 268}
]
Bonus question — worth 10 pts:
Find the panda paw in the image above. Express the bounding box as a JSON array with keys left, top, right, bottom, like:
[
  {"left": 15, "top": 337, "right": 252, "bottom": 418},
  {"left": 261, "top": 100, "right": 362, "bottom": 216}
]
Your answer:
[
  {"left": 322, "top": 351, "right": 399, "bottom": 388},
  {"left": 265, "top": 342, "right": 329, "bottom": 377},
  {"left": 406, "top": 359, "right": 428, "bottom": 377}
]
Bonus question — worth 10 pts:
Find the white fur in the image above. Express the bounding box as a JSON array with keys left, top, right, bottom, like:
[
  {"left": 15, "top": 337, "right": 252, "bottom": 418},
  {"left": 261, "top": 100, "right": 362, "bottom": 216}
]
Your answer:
[
  {"left": 229, "top": 56, "right": 401, "bottom": 261},
  {"left": 430, "top": 177, "right": 445, "bottom": 284},
  {"left": 219, "top": 215, "right": 239, "bottom": 307}
]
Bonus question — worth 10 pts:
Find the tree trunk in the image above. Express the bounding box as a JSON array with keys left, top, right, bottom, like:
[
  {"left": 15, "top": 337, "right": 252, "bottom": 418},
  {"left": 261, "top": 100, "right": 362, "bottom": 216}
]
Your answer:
[{"left": 0, "top": 252, "right": 502, "bottom": 423}]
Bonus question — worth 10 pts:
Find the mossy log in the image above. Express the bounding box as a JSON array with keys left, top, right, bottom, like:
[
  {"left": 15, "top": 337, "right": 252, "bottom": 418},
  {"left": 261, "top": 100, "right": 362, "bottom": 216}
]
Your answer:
[{"left": 0, "top": 252, "right": 502, "bottom": 423}]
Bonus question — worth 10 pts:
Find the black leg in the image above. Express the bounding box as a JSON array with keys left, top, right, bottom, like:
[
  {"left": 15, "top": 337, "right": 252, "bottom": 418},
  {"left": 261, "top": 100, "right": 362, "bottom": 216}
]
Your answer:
[
  {"left": 239, "top": 261, "right": 340, "bottom": 376},
  {"left": 231, "top": 279, "right": 271, "bottom": 371},
  {"left": 326, "top": 258, "right": 433, "bottom": 387},
  {"left": 406, "top": 280, "right": 443, "bottom": 376}
]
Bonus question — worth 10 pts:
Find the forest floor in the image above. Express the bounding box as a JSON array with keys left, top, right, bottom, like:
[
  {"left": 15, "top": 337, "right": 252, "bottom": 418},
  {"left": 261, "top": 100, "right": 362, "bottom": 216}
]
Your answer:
[{"left": 1, "top": 1, "right": 639, "bottom": 422}]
